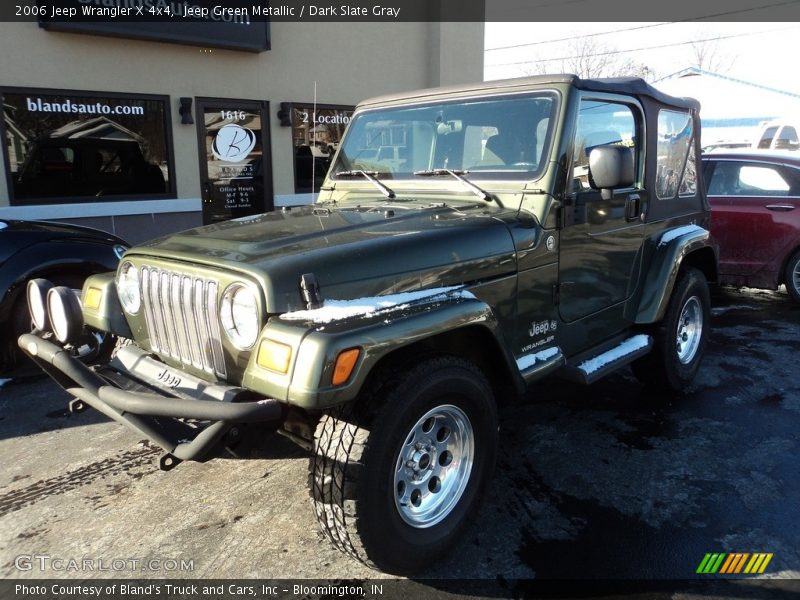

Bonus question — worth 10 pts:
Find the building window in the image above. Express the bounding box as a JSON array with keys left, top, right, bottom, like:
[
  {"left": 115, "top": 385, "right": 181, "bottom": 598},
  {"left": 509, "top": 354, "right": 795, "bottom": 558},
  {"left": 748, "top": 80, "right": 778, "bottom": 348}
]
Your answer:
[
  {"left": 2, "top": 88, "right": 174, "bottom": 205},
  {"left": 290, "top": 104, "right": 354, "bottom": 193}
]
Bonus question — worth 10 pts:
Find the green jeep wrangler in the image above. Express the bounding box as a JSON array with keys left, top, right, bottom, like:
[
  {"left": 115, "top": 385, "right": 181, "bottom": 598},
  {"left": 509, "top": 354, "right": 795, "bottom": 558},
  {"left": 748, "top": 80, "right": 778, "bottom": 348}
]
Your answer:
[{"left": 21, "top": 75, "right": 717, "bottom": 573}]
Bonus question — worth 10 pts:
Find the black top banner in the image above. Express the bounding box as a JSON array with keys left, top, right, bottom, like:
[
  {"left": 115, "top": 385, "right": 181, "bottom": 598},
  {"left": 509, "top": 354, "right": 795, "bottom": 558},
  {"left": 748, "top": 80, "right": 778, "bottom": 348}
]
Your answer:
[{"left": 3, "top": 0, "right": 800, "bottom": 23}]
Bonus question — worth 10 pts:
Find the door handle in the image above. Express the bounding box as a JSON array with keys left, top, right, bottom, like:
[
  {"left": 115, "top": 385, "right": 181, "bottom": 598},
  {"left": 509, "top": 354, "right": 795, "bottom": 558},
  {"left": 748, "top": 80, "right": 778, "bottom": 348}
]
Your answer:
[
  {"left": 625, "top": 194, "right": 641, "bottom": 222},
  {"left": 765, "top": 204, "right": 795, "bottom": 212}
]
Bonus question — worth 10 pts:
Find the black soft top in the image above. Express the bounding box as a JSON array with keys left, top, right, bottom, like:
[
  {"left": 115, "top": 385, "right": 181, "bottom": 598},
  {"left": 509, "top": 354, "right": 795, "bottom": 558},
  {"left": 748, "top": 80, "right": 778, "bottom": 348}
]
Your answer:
[
  {"left": 574, "top": 76, "right": 700, "bottom": 111},
  {"left": 359, "top": 74, "right": 699, "bottom": 112}
]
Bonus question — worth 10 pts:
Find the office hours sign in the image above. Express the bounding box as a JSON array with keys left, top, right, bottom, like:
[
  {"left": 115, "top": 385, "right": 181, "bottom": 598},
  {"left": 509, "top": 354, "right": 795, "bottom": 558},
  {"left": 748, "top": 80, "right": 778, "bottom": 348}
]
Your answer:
[{"left": 198, "top": 101, "right": 272, "bottom": 224}]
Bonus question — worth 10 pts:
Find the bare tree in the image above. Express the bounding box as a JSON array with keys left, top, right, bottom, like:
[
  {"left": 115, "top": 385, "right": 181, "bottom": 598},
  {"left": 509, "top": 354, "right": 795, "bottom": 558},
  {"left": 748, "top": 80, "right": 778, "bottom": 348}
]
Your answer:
[
  {"left": 689, "top": 37, "right": 736, "bottom": 74},
  {"left": 525, "top": 36, "right": 655, "bottom": 80}
]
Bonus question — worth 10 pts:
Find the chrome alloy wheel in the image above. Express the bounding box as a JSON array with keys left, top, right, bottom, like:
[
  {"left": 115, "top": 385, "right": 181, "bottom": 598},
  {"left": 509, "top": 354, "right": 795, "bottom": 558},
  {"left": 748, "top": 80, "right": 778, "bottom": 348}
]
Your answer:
[
  {"left": 676, "top": 295, "right": 703, "bottom": 364},
  {"left": 793, "top": 259, "right": 800, "bottom": 295},
  {"left": 394, "top": 404, "right": 474, "bottom": 528}
]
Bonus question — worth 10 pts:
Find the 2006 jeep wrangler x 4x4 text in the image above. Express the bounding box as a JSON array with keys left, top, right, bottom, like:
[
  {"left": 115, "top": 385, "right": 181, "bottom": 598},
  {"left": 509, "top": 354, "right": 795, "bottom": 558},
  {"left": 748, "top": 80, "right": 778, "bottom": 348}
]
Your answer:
[{"left": 22, "top": 75, "right": 717, "bottom": 573}]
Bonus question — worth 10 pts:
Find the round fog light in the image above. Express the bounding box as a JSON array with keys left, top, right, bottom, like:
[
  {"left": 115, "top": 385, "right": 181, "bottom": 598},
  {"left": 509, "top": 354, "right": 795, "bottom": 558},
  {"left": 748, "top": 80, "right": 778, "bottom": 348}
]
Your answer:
[
  {"left": 47, "top": 286, "right": 84, "bottom": 344},
  {"left": 27, "top": 279, "right": 54, "bottom": 332}
]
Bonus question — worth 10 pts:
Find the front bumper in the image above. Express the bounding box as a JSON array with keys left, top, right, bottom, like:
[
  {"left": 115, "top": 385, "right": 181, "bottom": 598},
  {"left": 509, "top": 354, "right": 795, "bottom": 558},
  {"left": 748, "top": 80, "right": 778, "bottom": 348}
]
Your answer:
[{"left": 18, "top": 333, "right": 284, "bottom": 469}]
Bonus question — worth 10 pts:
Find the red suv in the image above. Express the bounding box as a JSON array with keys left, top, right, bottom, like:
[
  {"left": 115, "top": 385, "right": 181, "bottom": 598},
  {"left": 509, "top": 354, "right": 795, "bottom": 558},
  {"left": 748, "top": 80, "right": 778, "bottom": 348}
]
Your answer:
[{"left": 702, "top": 150, "right": 800, "bottom": 302}]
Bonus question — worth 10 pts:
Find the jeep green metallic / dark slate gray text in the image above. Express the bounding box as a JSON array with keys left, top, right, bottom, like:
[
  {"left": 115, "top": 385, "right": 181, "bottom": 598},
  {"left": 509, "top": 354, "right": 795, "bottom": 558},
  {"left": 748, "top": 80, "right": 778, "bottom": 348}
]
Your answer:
[{"left": 20, "top": 76, "right": 717, "bottom": 573}]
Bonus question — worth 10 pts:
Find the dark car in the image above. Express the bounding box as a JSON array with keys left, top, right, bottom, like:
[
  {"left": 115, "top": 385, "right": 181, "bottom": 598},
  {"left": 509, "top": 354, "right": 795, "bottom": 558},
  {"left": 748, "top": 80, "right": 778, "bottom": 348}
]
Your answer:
[
  {"left": 702, "top": 150, "right": 800, "bottom": 302},
  {"left": 0, "top": 219, "right": 128, "bottom": 374}
]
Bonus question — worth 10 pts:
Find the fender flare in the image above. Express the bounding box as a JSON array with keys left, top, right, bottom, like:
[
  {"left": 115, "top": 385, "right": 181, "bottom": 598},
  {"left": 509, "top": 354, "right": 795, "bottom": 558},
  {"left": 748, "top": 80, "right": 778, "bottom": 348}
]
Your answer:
[
  {"left": 635, "top": 225, "right": 713, "bottom": 324},
  {"left": 247, "top": 294, "right": 522, "bottom": 411}
]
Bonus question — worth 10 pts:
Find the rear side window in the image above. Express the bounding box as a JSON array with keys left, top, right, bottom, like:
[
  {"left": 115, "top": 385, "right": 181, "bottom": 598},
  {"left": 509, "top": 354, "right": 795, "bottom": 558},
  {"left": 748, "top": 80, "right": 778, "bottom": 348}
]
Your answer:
[
  {"left": 740, "top": 166, "right": 790, "bottom": 193},
  {"left": 708, "top": 161, "right": 793, "bottom": 196},
  {"left": 758, "top": 126, "right": 779, "bottom": 149},
  {"left": 656, "top": 109, "right": 696, "bottom": 200},
  {"left": 775, "top": 126, "right": 799, "bottom": 150}
]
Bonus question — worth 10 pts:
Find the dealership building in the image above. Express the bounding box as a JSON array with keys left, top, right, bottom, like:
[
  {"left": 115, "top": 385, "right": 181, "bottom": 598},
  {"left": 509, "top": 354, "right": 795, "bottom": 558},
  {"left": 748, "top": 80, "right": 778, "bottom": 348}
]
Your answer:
[{"left": 0, "top": 18, "right": 483, "bottom": 243}]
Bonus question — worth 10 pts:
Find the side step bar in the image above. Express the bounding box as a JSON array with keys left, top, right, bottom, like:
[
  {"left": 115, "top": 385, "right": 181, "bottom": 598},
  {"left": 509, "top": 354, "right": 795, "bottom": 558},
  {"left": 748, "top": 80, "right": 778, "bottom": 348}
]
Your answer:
[
  {"left": 561, "top": 334, "right": 653, "bottom": 385},
  {"left": 517, "top": 346, "right": 566, "bottom": 384}
]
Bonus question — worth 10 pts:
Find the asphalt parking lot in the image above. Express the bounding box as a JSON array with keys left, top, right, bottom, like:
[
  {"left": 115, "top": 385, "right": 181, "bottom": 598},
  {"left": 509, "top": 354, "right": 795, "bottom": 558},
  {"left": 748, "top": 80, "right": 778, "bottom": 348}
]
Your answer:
[{"left": 0, "top": 286, "right": 798, "bottom": 589}]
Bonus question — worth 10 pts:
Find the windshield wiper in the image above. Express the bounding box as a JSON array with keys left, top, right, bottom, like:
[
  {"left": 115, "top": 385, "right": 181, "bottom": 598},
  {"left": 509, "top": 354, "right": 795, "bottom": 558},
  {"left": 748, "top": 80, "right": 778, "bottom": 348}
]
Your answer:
[
  {"left": 335, "top": 170, "right": 395, "bottom": 199},
  {"left": 413, "top": 169, "right": 494, "bottom": 203}
]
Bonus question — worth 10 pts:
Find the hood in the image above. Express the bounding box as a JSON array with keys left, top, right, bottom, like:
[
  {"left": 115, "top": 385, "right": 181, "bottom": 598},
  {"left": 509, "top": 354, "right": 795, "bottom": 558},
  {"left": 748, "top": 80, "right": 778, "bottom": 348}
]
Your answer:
[
  {"left": 129, "top": 204, "right": 520, "bottom": 313},
  {"left": 0, "top": 219, "right": 127, "bottom": 265}
]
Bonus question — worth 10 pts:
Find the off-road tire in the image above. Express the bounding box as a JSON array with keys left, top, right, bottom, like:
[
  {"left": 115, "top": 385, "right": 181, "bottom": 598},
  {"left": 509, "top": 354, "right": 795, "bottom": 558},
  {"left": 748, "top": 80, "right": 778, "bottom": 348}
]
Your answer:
[
  {"left": 2, "top": 292, "right": 36, "bottom": 372},
  {"left": 784, "top": 249, "right": 800, "bottom": 304},
  {"left": 309, "top": 356, "right": 498, "bottom": 574},
  {"left": 632, "top": 267, "right": 710, "bottom": 391}
]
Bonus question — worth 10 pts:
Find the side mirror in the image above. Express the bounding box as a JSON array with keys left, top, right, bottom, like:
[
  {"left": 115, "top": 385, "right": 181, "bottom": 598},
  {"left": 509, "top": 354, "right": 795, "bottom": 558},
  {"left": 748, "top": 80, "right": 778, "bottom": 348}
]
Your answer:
[
  {"left": 437, "top": 119, "right": 463, "bottom": 135},
  {"left": 589, "top": 146, "right": 634, "bottom": 199}
]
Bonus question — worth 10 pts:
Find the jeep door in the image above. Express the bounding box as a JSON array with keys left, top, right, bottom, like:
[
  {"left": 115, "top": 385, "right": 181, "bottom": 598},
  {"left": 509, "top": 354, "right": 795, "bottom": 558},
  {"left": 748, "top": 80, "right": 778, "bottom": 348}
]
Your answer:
[{"left": 558, "top": 95, "right": 646, "bottom": 324}]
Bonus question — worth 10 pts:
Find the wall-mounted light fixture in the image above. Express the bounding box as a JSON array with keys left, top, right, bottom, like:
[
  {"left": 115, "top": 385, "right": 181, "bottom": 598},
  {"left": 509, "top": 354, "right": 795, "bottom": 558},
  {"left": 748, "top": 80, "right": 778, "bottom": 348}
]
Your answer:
[
  {"left": 178, "top": 97, "right": 194, "bottom": 125},
  {"left": 277, "top": 102, "right": 292, "bottom": 127}
]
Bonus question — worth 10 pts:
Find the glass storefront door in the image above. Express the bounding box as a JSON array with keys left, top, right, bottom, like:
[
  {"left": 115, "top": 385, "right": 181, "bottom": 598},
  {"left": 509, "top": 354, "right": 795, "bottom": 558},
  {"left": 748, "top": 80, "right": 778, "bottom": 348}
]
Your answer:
[{"left": 196, "top": 99, "right": 272, "bottom": 225}]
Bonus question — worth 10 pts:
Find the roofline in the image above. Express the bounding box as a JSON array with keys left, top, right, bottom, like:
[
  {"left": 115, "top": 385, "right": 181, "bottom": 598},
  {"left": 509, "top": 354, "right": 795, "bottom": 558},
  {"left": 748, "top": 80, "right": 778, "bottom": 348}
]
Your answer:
[{"left": 656, "top": 67, "right": 800, "bottom": 100}]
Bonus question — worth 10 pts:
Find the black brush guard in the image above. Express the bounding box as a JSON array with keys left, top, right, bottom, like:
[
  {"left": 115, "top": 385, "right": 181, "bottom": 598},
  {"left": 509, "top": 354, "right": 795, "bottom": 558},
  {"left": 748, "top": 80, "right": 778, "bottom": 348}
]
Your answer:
[{"left": 18, "top": 333, "right": 284, "bottom": 470}]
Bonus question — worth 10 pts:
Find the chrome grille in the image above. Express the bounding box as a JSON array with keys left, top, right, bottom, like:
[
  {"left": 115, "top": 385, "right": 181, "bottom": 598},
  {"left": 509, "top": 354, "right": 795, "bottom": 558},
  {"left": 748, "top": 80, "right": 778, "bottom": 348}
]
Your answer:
[{"left": 140, "top": 266, "right": 227, "bottom": 378}]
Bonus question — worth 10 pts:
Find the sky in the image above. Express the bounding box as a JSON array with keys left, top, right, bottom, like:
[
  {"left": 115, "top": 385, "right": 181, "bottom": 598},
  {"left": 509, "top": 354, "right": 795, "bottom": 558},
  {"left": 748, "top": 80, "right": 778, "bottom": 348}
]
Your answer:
[{"left": 484, "top": 22, "right": 800, "bottom": 94}]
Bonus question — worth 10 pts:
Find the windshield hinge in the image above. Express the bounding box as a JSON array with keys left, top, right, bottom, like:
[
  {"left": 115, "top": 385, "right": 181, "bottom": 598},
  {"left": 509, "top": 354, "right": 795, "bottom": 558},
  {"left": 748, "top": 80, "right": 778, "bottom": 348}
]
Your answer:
[
  {"left": 555, "top": 205, "right": 565, "bottom": 230},
  {"left": 300, "top": 273, "right": 323, "bottom": 310}
]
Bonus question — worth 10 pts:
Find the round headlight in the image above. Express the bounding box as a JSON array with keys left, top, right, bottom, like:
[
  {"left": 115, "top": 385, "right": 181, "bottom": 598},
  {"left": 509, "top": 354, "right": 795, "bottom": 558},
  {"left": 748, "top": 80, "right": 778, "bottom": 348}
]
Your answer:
[
  {"left": 47, "top": 286, "right": 84, "bottom": 344},
  {"left": 220, "top": 283, "right": 259, "bottom": 350},
  {"left": 27, "top": 278, "right": 54, "bottom": 331},
  {"left": 117, "top": 261, "right": 141, "bottom": 314}
]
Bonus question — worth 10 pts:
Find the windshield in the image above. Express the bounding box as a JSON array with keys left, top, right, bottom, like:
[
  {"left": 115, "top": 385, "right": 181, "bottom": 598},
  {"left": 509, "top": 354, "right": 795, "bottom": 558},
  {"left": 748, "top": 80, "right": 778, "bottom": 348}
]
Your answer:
[{"left": 332, "top": 92, "right": 558, "bottom": 181}]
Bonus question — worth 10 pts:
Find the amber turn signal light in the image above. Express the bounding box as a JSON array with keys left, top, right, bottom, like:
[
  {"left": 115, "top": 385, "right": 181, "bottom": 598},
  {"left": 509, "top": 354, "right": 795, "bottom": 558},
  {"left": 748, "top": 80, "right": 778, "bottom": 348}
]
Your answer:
[
  {"left": 332, "top": 348, "right": 360, "bottom": 386},
  {"left": 257, "top": 339, "right": 292, "bottom": 374},
  {"left": 84, "top": 287, "right": 102, "bottom": 309}
]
